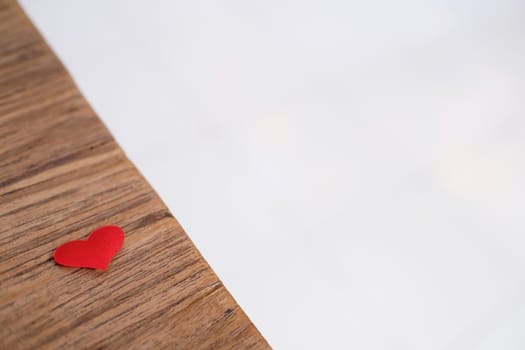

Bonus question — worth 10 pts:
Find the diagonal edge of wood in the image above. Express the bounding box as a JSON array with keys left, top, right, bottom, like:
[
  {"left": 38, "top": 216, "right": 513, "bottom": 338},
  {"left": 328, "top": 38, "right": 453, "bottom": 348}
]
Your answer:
[{"left": 0, "top": 1, "right": 270, "bottom": 349}]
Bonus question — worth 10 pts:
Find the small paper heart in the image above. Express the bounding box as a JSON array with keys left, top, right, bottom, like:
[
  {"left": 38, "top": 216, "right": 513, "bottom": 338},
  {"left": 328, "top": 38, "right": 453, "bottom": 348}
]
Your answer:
[{"left": 54, "top": 225, "right": 125, "bottom": 270}]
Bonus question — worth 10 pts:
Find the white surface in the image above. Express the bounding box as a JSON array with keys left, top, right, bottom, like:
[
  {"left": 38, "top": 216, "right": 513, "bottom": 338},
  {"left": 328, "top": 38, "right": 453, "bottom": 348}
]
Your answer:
[{"left": 20, "top": 1, "right": 525, "bottom": 348}]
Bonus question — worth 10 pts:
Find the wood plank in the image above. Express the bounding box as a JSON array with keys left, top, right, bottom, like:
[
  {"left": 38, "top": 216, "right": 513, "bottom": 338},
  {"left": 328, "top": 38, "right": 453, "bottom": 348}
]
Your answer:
[{"left": 0, "top": 1, "right": 270, "bottom": 348}]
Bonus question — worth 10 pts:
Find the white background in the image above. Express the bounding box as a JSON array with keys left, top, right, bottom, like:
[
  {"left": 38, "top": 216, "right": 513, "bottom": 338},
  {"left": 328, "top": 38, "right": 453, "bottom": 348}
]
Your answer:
[{"left": 20, "top": 1, "right": 525, "bottom": 348}]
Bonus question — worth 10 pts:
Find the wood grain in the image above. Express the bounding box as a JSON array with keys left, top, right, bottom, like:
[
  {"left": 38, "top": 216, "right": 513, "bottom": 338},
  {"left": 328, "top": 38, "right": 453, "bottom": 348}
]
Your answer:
[{"left": 0, "top": 1, "right": 270, "bottom": 348}]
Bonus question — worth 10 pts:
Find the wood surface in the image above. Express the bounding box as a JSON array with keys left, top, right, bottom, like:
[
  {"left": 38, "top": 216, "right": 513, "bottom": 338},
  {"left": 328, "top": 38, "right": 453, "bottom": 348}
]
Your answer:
[{"left": 0, "top": 1, "right": 270, "bottom": 348}]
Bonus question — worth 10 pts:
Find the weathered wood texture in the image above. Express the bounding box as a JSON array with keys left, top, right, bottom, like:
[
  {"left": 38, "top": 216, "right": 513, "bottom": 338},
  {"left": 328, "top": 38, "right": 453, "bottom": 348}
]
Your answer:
[{"left": 0, "top": 1, "right": 270, "bottom": 348}]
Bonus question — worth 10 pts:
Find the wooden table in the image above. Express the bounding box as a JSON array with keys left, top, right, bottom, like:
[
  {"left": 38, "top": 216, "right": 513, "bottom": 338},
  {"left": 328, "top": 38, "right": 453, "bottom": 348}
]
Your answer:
[{"left": 0, "top": 1, "right": 269, "bottom": 348}]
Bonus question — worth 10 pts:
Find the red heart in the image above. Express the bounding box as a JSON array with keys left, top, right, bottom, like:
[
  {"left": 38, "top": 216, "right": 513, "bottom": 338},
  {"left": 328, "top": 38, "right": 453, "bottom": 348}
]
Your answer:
[{"left": 54, "top": 225, "right": 125, "bottom": 270}]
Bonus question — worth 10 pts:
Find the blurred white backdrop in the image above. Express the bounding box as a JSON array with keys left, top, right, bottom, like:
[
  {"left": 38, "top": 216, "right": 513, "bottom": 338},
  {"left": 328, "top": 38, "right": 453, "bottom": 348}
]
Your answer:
[{"left": 20, "top": 1, "right": 525, "bottom": 348}]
